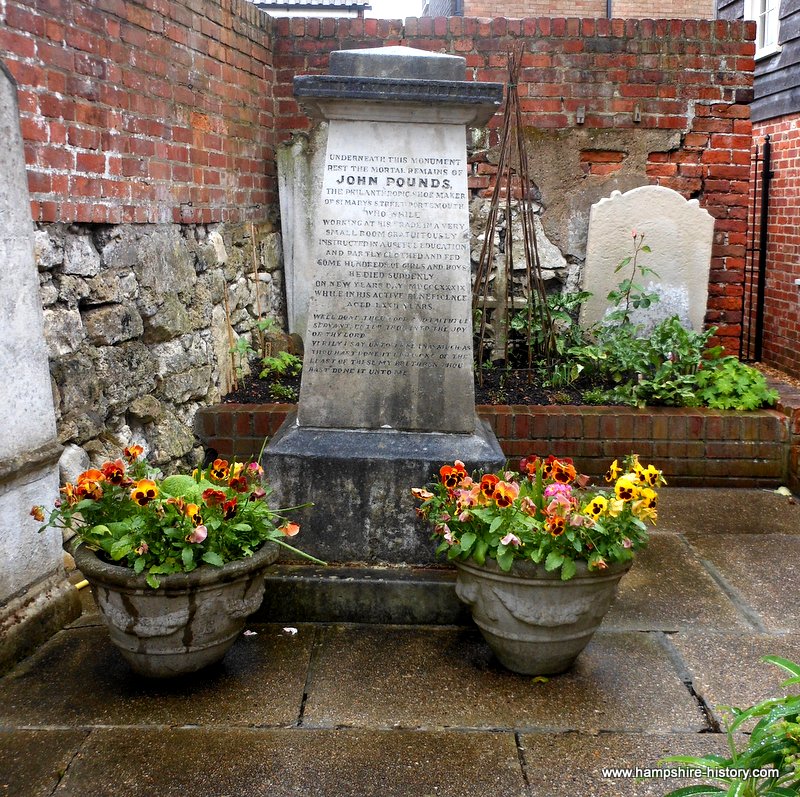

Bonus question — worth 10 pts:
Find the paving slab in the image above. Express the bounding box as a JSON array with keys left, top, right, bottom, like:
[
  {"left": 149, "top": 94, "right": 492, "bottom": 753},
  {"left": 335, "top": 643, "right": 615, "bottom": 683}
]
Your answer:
[
  {"left": 0, "top": 625, "right": 311, "bottom": 728},
  {"left": 658, "top": 488, "right": 800, "bottom": 535},
  {"left": 603, "top": 535, "right": 747, "bottom": 631},
  {"left": 518, "top": 731, "right": 730, "bottom": 797},
  {"left": 0, "top": 729, "right": 88, "bottom": 797},
  {"left": 670, "top": 631, "right": 800, "bottom": 728},
  {"left": 684, "top": 533, "right": 800, "bottom": 631},
  {"left": 301, "top": 626, "right": 705, "bottom": 733},
  {"left": 50, "top": 727, "right": 527, "bottom": 797}
]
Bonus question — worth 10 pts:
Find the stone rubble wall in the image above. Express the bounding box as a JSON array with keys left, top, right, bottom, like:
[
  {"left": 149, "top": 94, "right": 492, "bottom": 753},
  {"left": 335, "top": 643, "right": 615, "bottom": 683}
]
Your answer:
[{"left": 36, "top": 221, "right": 285, "bottom": 470}]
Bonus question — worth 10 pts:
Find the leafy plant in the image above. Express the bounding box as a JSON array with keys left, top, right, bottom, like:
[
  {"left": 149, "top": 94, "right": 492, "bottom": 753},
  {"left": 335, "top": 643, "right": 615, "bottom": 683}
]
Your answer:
[
  {"left": 412, "top": 453, "right": 664, "bottom": 580},
  {"left": 269, "top": 382, "right": 299, "bottom": 402},
  {"left": 33, "top": 445, "right": 323, "bottom": 588},
  {"left": 696, "top": 358, "right": 779, "bottom": 410},
  {"left": 659, "top": 655, "right": 800, "bottom": 796},
  {"left": 230, "top": 336, "right": 255, "bottom": 388},
  {"left": 604, "top": 231, "right": 660, "bottom": 326},
  {"left": 261, "top": 350, "right": 302, "bottom": 380}
]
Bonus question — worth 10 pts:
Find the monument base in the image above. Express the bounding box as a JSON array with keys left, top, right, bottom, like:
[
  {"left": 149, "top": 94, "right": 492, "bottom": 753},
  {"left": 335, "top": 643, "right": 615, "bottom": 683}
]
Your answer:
[{"left": 262, "top": 411, "right": 505, "bottom": 564}]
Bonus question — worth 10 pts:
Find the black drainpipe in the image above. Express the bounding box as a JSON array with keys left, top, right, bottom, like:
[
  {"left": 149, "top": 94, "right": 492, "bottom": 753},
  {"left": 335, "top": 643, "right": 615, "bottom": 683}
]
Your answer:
[{"left": 754, "top": 134, "right": 772, "bottom": 362}]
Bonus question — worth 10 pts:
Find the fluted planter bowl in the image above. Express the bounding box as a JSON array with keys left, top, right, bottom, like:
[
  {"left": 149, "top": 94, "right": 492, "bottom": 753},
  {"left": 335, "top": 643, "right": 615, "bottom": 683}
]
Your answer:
[
  {"left": 73, "top": 541, "right": 279, "bottom": 678},
  {"left": 455, "top": 557, "right": 632, "bottom": 675}
]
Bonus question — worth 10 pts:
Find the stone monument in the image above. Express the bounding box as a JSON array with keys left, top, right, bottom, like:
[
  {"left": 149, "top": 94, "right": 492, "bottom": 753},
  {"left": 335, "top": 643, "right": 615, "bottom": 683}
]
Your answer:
[
  {"left": 0, "top": 61, "right": 79, "bottom": 672},
  {"left": 580, "top": 185, "right": 715, "bottom": 333},
  {"left": 264, "top": 47, "right": 504, "bottom": 564}
]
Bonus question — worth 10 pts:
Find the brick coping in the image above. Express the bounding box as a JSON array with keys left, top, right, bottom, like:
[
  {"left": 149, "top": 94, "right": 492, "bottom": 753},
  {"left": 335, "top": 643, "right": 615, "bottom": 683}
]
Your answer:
[{"left": 196, "top": 399, "right": 797, "bottom": 491}]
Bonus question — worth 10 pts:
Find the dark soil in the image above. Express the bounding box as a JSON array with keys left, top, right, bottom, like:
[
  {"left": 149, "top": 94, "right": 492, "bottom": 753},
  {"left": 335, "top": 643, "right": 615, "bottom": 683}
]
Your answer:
[{"left": 223, "top": 355, "right": 603, "bottom": 406}]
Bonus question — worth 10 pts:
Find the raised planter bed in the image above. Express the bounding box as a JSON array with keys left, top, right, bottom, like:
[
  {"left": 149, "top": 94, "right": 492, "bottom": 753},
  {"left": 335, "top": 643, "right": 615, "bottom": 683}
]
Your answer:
[{"left": 195, "top": 401, "right": 797, "bottom": 489}]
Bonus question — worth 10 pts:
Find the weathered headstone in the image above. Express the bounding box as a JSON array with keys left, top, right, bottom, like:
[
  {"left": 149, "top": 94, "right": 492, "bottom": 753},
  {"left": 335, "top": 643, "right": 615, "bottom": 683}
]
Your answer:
[
  {"left": 580, "top": 185, "right": 715, "bottom": 332},
  {"left": 265, "top": 47, "right": 504, "bottom": 563},
  {"left": 0, "top": 61, "right": 79, "bottom": 671}
]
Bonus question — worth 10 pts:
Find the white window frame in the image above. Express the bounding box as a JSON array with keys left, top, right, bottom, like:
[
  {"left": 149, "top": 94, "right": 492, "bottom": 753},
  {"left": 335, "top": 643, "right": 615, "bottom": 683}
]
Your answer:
[{"left": 745, "top": 0, "right": 782, "bottom": 60}]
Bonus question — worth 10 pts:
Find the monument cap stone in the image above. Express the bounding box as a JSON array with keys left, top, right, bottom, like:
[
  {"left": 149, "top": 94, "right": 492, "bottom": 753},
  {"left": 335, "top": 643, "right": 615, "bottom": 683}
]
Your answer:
[{"left": 329, "top": 46, "right": 467, "bottom": 81}]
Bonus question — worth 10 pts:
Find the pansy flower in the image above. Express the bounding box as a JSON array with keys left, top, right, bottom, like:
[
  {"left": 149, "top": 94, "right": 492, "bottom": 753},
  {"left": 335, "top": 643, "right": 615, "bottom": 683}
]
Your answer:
[
  {"left": 604, "top": 459, "right": 621, "bottom": 483},
  {"left": 493, "top": 480, "right": 519, "bottom": 508},
  {"left": 222, "top": 498, "right": 238, "bottom": 520},
  {"left": 614, "top": 476, "right": 639, "bottom": 502},
  {"left": 519, "top": 455, "right": 540, "bottom": 476},
  {"left": 131, "top": 479, "right": 158, "bottom": 506},
  {"left": 123, "top": 444, "right": 144, "bottom": 463},
  {"left": 280, "top": 521, "right": 300, "bottom": 537},
  {"left": 101, "top": 459, "right": 127, "bottom": 485},
  {"left": 76, "top": 469, "right": 105, "bottom": 500},
  {"left": 480, "top": 473, "right": 499, "bottom": 499},
  {"left": 440, "top": 461, "right": 467, "bottom": 489},
  {"left": 500, "top": 532, "right": 521, "bottom": 547},
  {"left": 545, "top": 515, "right": 566, "bottom": 536},
  {"left": 229, "top": 475, "right": 248, "bottom": 493},
  {"left": 210, "top": 458, "right": 230, "bottom": 482},
  {"left": 186, "top": 503, "right": 203, "bottom": 526},
  {"left": 202, "top": 488, "right": 226, "bottom": 507},
  {"left": 186, "top": 525, "right": 208, "bottom": 544}
]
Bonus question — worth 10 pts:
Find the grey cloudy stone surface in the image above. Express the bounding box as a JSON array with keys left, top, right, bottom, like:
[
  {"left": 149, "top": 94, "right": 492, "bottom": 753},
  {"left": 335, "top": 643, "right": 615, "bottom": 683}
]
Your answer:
[
  {"left": 683, "top": 533, "right": 800, "bottom": 631},
  {"left": 50, "top": 728, "right": 526, "bottom": 797},
  {"left": 671, "top": 632, "right": 800, "bottom": 727},
  {"left": 301, "top": 626, "right": 705, "bottom": 732},
  {"left": 603, "top": 534, "right": 746, "bottom": 631},
  {"left": 519, "top": 731, "right": 729, "bottom": 797},
  {"left": 330, "top": 45, "right": 467, "bottom": 81},
  {"left": 0, "top": 625, "right": 310, "bottom": 727},
  {"left": 581, "top": 186, "right": 714, "bottom": 332},
  {"left": 0, "top": 62, "right": 70, "bottom": 640}
]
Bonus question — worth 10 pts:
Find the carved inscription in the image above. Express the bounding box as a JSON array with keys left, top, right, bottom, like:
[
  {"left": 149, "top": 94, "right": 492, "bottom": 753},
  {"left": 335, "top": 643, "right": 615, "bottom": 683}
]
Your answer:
[
  {"left": 299, "top": 120, "right": 475, "bottom": 431},
  {"left": 305, "top": 139, "right": 471, "bottom": 378}
]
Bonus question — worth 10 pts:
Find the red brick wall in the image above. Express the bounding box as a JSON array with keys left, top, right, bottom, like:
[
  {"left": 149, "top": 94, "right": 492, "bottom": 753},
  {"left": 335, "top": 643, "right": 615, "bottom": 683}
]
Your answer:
[
  {"left": 273, "top": 16, "right": 755, "bottom": 353},
  {"left": 0, "top": 0, "right": 276, "bottom": 224},
  {"left": 753, "top": 117, "right": 800, "bottom": 380},
  {"left": 457, "top": 1, "right": 714, "bottom": 18},
  {"left": 196, "top": 403, "right": 790, "bottom": 487}
]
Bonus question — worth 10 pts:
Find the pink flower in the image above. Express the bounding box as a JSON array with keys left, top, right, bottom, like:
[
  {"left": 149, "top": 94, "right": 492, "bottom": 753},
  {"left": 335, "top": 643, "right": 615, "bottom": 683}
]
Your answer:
[
  {"left": 544, "top": 483, "right": 572, "bottom": 499},
  {"left": 135, "top": 541, "right": 149, "bottom": 555},
  {"left": 622, "top": 537, "right": 633, "bottom": 549},
  {"left": 186, "top": 525, "right": 208, "bottom": 544},
  {"left": 519, "top": 496, "right": 537, "bottom": 516},
  {"left": 458, "top": 510, "right": 471, "bottom": 523},
  {"left": 500, "top": 532, "right": 521, "bottom": 547}
]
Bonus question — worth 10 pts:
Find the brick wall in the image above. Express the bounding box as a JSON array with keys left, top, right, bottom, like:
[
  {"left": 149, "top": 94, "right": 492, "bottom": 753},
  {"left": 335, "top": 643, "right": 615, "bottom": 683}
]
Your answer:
[
  {"left": 753, "top": 117, "right": 800, "bottom": 380},
  {"left": 196, "top": 403, "right": 791, "bottom": 487},
  {"left": 0, "top": 0, "right": 276, "bottom": 224},
  {"left": 272, "top": 16, "right": 755, "bottom": 354},
  {"left": 449, "top": 1, "right": 714, "bottom": 17}
]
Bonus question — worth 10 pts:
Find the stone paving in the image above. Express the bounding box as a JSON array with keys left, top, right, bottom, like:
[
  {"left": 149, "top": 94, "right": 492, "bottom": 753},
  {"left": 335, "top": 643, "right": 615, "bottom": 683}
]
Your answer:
[{"left": 1, "top": 488, "right": 799, "bottom": 797}]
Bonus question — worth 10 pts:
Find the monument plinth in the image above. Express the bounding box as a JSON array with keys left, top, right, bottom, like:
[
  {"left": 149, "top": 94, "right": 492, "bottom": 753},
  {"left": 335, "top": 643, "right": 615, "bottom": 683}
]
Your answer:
[{"left": 264, "top": 47, "right": 504, "bottom": 564}]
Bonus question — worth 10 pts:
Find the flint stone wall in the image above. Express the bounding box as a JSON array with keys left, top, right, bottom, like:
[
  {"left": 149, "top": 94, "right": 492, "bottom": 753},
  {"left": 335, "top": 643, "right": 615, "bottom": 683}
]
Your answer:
[{"left": 36, "top": 222, "right": 285, "bottom": 470}]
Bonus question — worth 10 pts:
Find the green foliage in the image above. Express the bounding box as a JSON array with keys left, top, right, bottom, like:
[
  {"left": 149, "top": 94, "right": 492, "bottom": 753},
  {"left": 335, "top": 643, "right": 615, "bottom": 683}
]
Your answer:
[
  {"left": 660, "top": 656, "right": 800, "bottom": 797},
  {"left": 260, "top": 350, "right": 303, "bottom": 380},
  {"left": 412, "top": 453, "right": 664, "bottom": 580},
  {"left": 34, "top": 448, "right": 322, "bottom": 588},
  {"left": 269, "top": 382, "right": 299, "bottom": 402},
  {"left": 696, "top": 357, "right": 780, "bottom": 411},
  {"left": 579, "top": 317, "right": 719, "bottom": 408}
]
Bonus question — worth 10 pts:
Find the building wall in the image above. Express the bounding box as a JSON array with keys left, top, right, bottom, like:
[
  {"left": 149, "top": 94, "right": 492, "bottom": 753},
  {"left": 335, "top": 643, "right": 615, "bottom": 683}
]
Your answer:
[
  {"left": 273, "top": 15, "right": 755, "bottom": 354},
  {"left": 0, "top": 0, "right": 277, "bottom": 225},
  {"left": 0, "top": 5, "right": 758, "bottom": 465},
  {"left": 754, "top": 117, "right": 800, "bottom": 379},
  {"left": 426, "top": 0, "right": 715, "bottom": 19},
  {"left": 0, "top": 0, "right": 284, "bottom": 470},
  {"left": 717, "top": 0, "right": 800, "bottom": 122}
]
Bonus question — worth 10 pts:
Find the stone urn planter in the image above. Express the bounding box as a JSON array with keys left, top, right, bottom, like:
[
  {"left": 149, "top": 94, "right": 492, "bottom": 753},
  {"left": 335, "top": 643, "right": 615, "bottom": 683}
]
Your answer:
[
  {"left": 454, "top": 556, "right": 631, "bottom": 675},
  {"left": 73, "top": 541, "right": 279, "bottom": 678}
]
